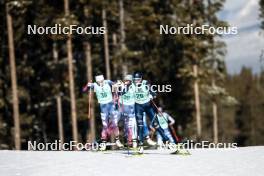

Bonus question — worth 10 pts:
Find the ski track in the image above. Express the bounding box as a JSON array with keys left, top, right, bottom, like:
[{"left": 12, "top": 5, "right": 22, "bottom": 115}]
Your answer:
[{"left": 0, "top": 147, "right": 263, "bottom": 176}]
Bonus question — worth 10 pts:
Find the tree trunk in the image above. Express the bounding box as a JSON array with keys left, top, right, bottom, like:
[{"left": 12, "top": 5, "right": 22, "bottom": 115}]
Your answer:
[
  {"left": 53, "top": 42, "right": 64, "bottom": 145},
  {"left": 56, "top": 95, "right": 64, "bottom": 146},
  {"left": 112, "top": 33, "right": 118, "bottom": 77},
  {"left": 64, "top": 0, "right": 78, "bottom": 144},
  {"left": 102, "top": 9, "right": 111, "bottom": 79},
  {"left": 250, "top": 101, "right": 256, "bottom": 145},
  {"left": 212, "top": 101, "right": 218, "bottom": 144},
  {"left": 83, "top": 5, "right": 96, "bottom": 142},
  {"left": 212, "top": 79, "right": 218, "bottom": 144},
  {"left": 6, "top": 7, "right": 21, "bottom": 150},
  {"left": 193, "top": 64, "right": 202, "bottom": 141},
  {"left": 119, "top": 0, "right": 127, "bottom": 76},
  {"left": 52, "top": 42, "right": 59, "bottom": 62},
  {"left": 84, "top": 42, "right": 96, "bottom": 142}
]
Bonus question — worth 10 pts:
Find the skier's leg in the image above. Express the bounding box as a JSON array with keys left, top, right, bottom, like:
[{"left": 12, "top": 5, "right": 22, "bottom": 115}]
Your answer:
[
  {"left": 109, "top": 102, "right": 120, "bottom": 137},
  {"left": 141, "top": 112, "right": 156, "bottom": 146},
  {"left": 131, "top": 116, "right": 137, "bottom": 140},
  {"left": 131, "top": 112, "right": 138, "bottom": 148},
  {"left": 124, "top": 114, "right": 129, "bottom": 143},
  {"left": 100, "top": 104, "right": 109, "bottom": 141},
  {"left": 145, "top": 103, "right": 169, "bottom": 142},
  {"left": 135, "top": 103, "right": 144, "bottom": 145},
  {"left": 142, "top": 113, "right": 150, "bottom": 138},
  {"left": 109, "top": 103, "right": 124, "bottom": 148},
  {"left": 164, "top": 128, "right": 175, "bottom": 143},
  {"left": 122, "top": 105, "right": 129, "bottom": 144},
  {"left": 126, "top": 105, "right": 135, "bottom": 145},
  {"left": 156, "top": 133, "right": 163, "bottom": 146}
]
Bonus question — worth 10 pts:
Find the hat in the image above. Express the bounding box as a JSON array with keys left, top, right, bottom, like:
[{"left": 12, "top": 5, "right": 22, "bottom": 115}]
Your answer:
[
  {"left": 124, "top": 74, "right": 133, "bottom": 81},
  {"left": 95, "top": 75, "right": 104, "bottom": 82},
  {"left": 133, "top": 72, "right": 143, "bottom": 80}
]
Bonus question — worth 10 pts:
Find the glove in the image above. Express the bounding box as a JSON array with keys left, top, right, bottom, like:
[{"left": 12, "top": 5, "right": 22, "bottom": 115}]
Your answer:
[
  {"left": 116, "top": 80, "right": 123, "bottom": 85},
  {"left": 149, "top": 94, "right": 156, "bottom": 100},
  {"left": 112, "top": 81, "right": 123, "bottom": 92},
  {"left": 82, "top": 82, "right": 93, "bottom": 92}
]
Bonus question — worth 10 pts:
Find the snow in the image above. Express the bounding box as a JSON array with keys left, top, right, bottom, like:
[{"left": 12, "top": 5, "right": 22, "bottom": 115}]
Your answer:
[{"left": 0, "top": 147, "right": 264, "bottom": 176}]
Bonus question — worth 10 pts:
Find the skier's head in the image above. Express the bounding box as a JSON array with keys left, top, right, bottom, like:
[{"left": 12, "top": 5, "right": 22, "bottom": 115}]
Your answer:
[
  {"left": 123, "top": 74, "right": 133, "bottom": 84},
  {"left": 158, "top": 107, "right": 163, "bottom": 112},
  {"left": 133, "top": 71, "right": 143, "bottom": 84},
  {"left": 95, "top": 75, "right": 104, "bottom": 86}
]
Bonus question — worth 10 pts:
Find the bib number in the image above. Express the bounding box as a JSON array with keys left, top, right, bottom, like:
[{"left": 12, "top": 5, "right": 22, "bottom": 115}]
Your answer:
[
  {"left": 136, "top": 94, "right": 144, "bottom": 99},
  {"left": 100, "top": 92, "right": 107, "bottom": 98}
]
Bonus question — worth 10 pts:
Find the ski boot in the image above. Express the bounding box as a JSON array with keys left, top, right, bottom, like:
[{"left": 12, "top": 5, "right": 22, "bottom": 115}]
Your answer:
[
  {"left": 146, "top": 136, "right": 156, "bottom": 146},
  {"left": 132, "top": 139, "right": 137, "bottom": 149},
  {"left": 137, "top": 142, "right": 144, "bottom": 154},
  {"left": 164, "top": 140, "right": 176, "bottom": 150},
  {"left": 99, "top": 140, "right": 107, "bottom": 151},
  {"left": 115, "top": 138, "right": 124, "bottom": 149}
]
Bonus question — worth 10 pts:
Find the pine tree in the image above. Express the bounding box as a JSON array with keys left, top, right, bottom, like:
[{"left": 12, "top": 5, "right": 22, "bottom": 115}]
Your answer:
[
  {"left": 5, "top": 0, "right": 31, "bottom": 150},
  {"left": 260, "top": 0, "right": 264, "bottom": 29},
  {"left": 204, "top": 0, "right": 227, "bottom": 143},
  {"left": 64, "top": 0, "right": 79, "bottom": 144}
]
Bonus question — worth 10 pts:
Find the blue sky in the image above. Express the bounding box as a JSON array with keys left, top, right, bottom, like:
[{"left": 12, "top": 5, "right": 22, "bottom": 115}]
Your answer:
[{"left": 218, "top": 0, "right": 264, "bottom": 74}]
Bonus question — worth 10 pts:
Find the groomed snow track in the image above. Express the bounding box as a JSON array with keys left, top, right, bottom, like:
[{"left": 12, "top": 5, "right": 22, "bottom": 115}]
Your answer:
[{"left": 0, "top": 147, "right": 263, "bottom": 176}]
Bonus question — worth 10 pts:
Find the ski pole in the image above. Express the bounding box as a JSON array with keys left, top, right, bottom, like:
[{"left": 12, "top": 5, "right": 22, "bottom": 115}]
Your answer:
[
  {"left": 169, "top": 124, "right": 180, "bottom": 143},
  {"left": 121, "top": 94, "right": 130, "bottom": 155},
  {"left": 88, "top": 87, "right": 92, "bottom": 119},
  {"left": 118, "top": 83, "right": 130, "bottom": 154},
  {"left": 85, "top": 80, "right": 92, "bottom": 119},
  {"left": 150, "top": 99, "right": 180, "bottom": 143}
]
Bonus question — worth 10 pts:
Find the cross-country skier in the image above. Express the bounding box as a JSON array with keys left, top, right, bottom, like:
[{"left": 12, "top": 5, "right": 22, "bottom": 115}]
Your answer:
[
  {"left": 83, "top": 75, "right": 123, "bottom": 150},
  {"left": 156, "top": 107, "right": 175, "bottom": 145},
  {"left": 119, "top": 74, "right": 137, "bottom": 148},
  {"left": 133, "top": 72, "right": 170, "bottom": 153},
  {"left": 119, "top": 75, "right": 156, "bottom": 149}
]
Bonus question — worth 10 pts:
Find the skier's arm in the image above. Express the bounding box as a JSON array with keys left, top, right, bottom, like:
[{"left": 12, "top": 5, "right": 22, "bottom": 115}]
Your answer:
[
  {"left": 107, "top": 80, "right": 114, "bottom": 86},
  {"left": 166, "top": 113, "right": 175, "bottom": 126},
  {"left": 145, "top": 80, "right": 157, "bottom": 98},
  {"left": 82, "top": 82, "right": 94, "bottom": 92},
  {"left": 120, "top": 83, "right": 131, "bottom": 95},
  {"left": 110, "top": 80, "right": 123, "bottom": 95}
]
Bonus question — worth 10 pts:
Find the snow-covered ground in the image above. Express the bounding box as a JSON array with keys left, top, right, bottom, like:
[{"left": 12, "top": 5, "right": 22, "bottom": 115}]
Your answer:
[{"left": 0, "top": 147, "right": 263, "bottom": 176}]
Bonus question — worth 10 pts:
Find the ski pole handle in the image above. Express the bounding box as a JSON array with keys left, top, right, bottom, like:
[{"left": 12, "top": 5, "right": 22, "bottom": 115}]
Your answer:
[
  {"left": 82, "top": 80, "right": 93, "bottom": 92},
  {"left": 83, "top": 80, "right": 93, "bottom": 119}
]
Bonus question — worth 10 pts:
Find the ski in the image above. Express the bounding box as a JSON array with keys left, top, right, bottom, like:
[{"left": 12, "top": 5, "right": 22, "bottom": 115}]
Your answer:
[
  {"left": 170, "top": 149, "right": 191, "bottom": 155},
  {"left": 168, "top": 143, "right": 192, "bottom": 155},
  {"left": 125, "top": 148, "right": 144, "bottom": 157}
]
